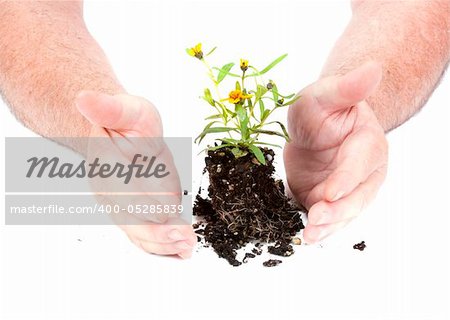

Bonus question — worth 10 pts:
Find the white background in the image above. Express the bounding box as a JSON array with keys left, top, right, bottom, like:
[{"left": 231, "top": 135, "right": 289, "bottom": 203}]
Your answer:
[{"left": 1, "top": 1, "right": 449, "bottom": 319}]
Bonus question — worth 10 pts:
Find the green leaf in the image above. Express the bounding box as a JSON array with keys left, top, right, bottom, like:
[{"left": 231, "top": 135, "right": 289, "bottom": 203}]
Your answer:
[
  {"left": 215, "top": 101, "right": 233, "bottom": 117},
  {"left": 218, "top": 138, "right": 240, "bottom": 145},
  {"left": 253, "top": 141, "right": 282, "bottom": 149},
  {"left": 204, "top": 114, "right": 222, "bottom": 120},
  {"left": 203, "top": 88, "right": 215, "bottom": 106},
  {"left": 247, "top": 96, "right": 253, "bottom": 109},
  {"left": 195, "top": 121, "right": 218, "bottom": 144},
  {"left": 255, "top": 84, "right": 268, "bottom": 101},
  {"left": 271, "top": 83, "right": 279, "bottom": 105},
  {"left": 209, "top": 143, "right": 233, "bottom": 151},
  {"left": 248, "top": 144, "right": 266, "bottom": 165},
  {"left": 205, "top": 127, "right": 236, "bottom": 133},
  {"left": 259, "top": 100, "right": 265, "bottom": 120},
  {"left": 212, "top": 67, "right": 240, "bottom": 78},
  {"left": 267, "top": 121, "right": 290, "bottom": 141},
  {"left": 236, "top": 104, "right": 249, "bottom": 140},
  {"left": 247, "top": 97, "right": 254, "bottom": 118},
  {"left": 195, "top": 122, "right": 236, "bottom": 144},
  {"left": 201, "top": 96, "right": 211, "bottom": 105},
  {"left": 260, "top": 96, "right": 276, "bottom": 101},
  {"left": 277, "top": 92, "right": 296, "bottom": 99},
  {"left": 217, "top": 62, "right": 235, "bottom": 83},
  {"left": 252, "top": 129, "right": 286, "bottom": 139},
  {"left": 205, "top": 46, "right": 217, "bottom": 56},
  {"left": 245, "top": 66, "right": 262, "bottom": 79},
  {"left": 259, "top": 53, "right": 288, "bottom": 75},
  {"left": 260, "top": 109, "right": 270, "bottom": 122},
  {"left": 245, "top": 53, "right": 288, "bottom": 77},
  {"left": 235, "top": 80, "right": 241, "bottom": 91},
  {"left": 195, "top": 121, "right": 217, "bottom": 144},
  {"left": 231, "top": 147, "right": 248, "bottom": 158},
  {"left": 282, "top": 95, "right": 301, "bottom": 106}
]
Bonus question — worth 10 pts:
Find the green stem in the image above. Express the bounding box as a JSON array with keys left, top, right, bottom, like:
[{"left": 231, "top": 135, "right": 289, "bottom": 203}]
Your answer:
[
  {"left": 202, "top": 58, "right": 222, "bottom": 101},
  {"left": 252, "top": 106, "right": 280, "bottom": 141},
  {"left": 202, "top": 57, "right": 231, "bottom": 125}
]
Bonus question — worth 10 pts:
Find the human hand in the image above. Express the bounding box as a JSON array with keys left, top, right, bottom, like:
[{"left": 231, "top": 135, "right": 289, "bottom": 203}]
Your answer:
[
  {"left": 76, "top": 91, "right": 196, "bottom": 259},
  {"left": 284, "top": 61, "right": 388, "bottom": 243}
]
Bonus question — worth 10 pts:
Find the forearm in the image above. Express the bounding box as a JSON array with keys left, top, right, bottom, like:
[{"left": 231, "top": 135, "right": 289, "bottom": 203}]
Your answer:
[
  {"left": 0, "top": 1, "right": 125, "bottom": 137},
  {"left": 320, "top": 0, "right": 450, "bottom": 131}
]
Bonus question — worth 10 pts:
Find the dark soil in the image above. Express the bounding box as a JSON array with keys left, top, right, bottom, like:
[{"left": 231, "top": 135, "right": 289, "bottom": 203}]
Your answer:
[
  {"left": 353, "top": 241, "right": 366, "bottom": 251},
  {"left": 263, "top": 259, "right": 282, "bottom": 267},
  {"left": 242, "top": 253, "right": 256, "bottom": 264},
  {"left": 193, "top": 147, "right": 305, "bottom": 266},
  {"left": 268, "top": 242, "right": 294, "bottom": 257}
]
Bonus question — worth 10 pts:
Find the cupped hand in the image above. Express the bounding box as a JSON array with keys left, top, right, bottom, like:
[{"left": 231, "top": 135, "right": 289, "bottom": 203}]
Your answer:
[
  {"left": 76, "top": 91, "right": 196, "bottom": 259},
  {"left": 284, "top": 61, "right": 388, "bottom": 244}
]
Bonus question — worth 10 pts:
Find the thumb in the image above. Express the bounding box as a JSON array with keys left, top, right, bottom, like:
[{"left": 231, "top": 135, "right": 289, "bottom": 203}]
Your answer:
[
  {"left": 75, "top": 91, "right": 161, "bottom": 134},
  {"left": 313, "top": 61, "right": 382, "bottom": 111}
]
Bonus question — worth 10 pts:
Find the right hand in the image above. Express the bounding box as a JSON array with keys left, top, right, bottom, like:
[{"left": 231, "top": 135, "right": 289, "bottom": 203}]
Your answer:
[
  {"left": 284, "top": 62, "right": 388, "bottom": 243},
  {"left": 76, "top": 91, "right": 196, "bottom": 259}
]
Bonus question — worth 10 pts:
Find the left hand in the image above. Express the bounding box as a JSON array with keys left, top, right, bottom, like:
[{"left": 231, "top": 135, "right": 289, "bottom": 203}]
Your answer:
[
  {"left": 284, "top": 61, "right": 388, "bottom": 243},
  {"left": 76, "top": 91, "right": 196, "bottom": 259}
]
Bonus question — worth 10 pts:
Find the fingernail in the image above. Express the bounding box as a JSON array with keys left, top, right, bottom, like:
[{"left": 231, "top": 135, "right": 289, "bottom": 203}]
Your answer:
[
  {"left": 168, "top": 229, "right": 185, "bottom": 241},
  {"left": 303, "top": 232, "right": 317, "bottom": 245},
  {"left": 310, "top": 211, "right": 328, "bottom": 225},
  {"left": 176, "top": 241, "right": 191, "bottom": 251},
  {"left": 316, "top": 211, "right": 328, "bottom": 225},
  {"left": 331, "top": 191, "right": 345, "bottom": 202},
  {"left": 178, "top": 252, "right": 192, "bottom": 260},
  {"left": 316, "top": 228, "right": 332, "bottom": 241}
]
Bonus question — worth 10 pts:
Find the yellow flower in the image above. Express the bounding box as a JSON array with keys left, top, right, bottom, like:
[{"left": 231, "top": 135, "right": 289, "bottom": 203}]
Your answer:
[
  {"left": 223, "top": 89, "right": 253, "bottom": 104},
  {"left": 186, "top": 43, "right": 203, "bottom": 59},
  {"left": 240, "top": 59, "right": 249, "bottom": 71}
]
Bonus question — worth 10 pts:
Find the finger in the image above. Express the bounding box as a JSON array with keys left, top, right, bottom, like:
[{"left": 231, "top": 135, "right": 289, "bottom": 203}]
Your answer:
[
  {"left": 132, "top": 238, "right": 194, "bottom": 256},
  {"left": 323, "top": 126, "right": 387, "bottom": 202},
  {"left": 303, "top": 219, "right": 353, "bottom": 244},
  {"left": 313, "top": 61, "right": 382, "bottom": 111},
  {"left": 178, "top": 249, "right": 194, "bottom": 260},
  {"left": 76, "top": 91, "right": 161, "bottom": 134},
  {"left": 76, "top": 91, "right": 141, "bottom": 129},
  {"left": 122, "top": 223, "right": 196, "bottom": 245},
  {"left": 308, "top": 168, "right": 386, "bottom": 226}
]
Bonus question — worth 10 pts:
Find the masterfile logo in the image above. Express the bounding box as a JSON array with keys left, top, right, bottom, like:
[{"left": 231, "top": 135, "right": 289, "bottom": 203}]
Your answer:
[
  {"left": 4, "top": 137, "right": 193, "bottom": 225},
  {"left": 26, "top": 154, "right": 170, "bottom": 184}
]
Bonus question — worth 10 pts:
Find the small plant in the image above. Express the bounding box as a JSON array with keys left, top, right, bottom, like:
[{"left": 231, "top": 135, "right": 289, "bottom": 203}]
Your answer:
[
  {"left": 186, "top": 43, "right": 300, "bottom": 164},
  {"left": 189, "top": 43, "right": 306, "bottom": 266}
]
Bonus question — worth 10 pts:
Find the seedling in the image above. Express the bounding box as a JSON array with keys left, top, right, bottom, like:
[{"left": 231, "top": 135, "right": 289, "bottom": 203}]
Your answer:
[
  {"left": 189, "top": 43, "right": 305, "bottom": 267},
  {"left": 187, "top": 43, "right": 300, "bottom": 164}
]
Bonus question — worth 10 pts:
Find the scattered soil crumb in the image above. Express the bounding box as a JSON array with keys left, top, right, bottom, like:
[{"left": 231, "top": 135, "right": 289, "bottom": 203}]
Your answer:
[
  {"left": 353, "top": 241, "right": 366, "bottom": 251},
  {"left": 251, "top": 247, "right": 263, "bottom": 256},
  {"left": 243, "top": 253, "right": 256, "bottom": 263},
  {"left": 268, "top": 242, "right": 294, "bottom": 257},
  {"left": 263, "top": 259, "right": 282, "bottom": 267}
]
